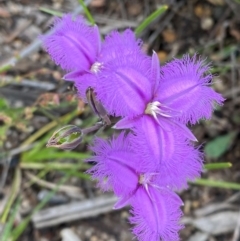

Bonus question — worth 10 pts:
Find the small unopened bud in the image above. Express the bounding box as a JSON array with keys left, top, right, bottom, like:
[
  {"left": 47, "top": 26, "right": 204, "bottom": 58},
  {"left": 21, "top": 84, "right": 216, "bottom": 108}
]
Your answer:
[
  {"left": 47, "top": 125, "right": 83, "bottom": 150},
  {"left": 86, "top": 87, "right": 111, "bottom": 125}
]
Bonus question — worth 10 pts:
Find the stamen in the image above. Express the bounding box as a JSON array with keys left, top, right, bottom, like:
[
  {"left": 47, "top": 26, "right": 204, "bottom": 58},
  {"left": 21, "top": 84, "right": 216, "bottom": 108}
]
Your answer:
[
  {"left": 90, "top": 62, "right": 102, "bottom": 73},
  {"left": 138, "top": 173, "right": 159, "bottom": 202},
  {"left": 138, "top": 173, "right": 158, "bottom": 185},
  {"left": 138, "top": 174, "right": 145, "bottom": 184},
  {"left": 145, "top": 101, "right": 181, "bottom": 121}
]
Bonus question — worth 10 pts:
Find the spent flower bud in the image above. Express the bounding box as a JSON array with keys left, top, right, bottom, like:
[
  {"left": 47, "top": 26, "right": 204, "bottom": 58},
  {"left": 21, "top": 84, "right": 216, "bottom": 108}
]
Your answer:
[
  {"left": 47, "top": 125, "right": 83, "bottom": 150},
  {"left": 86, "top": 87, "right": 111, "bottom": 125}
]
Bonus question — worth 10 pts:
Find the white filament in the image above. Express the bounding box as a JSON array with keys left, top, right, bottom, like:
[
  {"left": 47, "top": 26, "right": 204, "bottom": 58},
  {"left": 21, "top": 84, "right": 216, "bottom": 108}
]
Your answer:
[
  {"left": 90, "top": 62, "right": 102, "bottom": 73},
  {"left": 145, "top": 101, "right": 172, "bottom": 122}
]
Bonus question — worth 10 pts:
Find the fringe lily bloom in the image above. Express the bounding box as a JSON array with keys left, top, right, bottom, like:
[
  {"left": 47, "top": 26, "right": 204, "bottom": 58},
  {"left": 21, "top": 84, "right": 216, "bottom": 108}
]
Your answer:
[
  {"left": 87, "top": 133, "right": 183, "bottom": 241},
  {"left": 112, "top": 52, "right": 224, "bottom": 140},
  {"left": 130, "top": 116, "right": 203, "bottom": 190},
  {"left": 42, "top": 15, "right": 225, "bottom": 241},
  {"left": 130, "top": 186, "right": 183, "bottom": 241},
  {"left": 156, "top": 55, "right": 225, "bottom": 125},
  {"left": 42, "top": 14, "right": 101, "bottom": 74},
  {"left": 42, "top": 14, "right": 147, "bottom": 100}
]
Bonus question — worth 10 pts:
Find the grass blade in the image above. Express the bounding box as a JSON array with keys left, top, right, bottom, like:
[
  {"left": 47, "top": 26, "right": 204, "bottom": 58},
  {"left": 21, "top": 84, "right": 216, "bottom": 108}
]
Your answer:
[
  {"left": 39, "top": 7, "right": 63, "bottom": 17},
  {"left": 21, "top": 149, "right": 90, "bottom": 163},
  {"left": 135, "top": 5, "right": 168, "bottom": 36},
  {"left": 0, "top": 168, "right": 21, "bottom": 223},
  {"left": 78, "top": 0, "right": 95, "bottom": 24},
  {"left": 204, "top": 162, "right": 232, "bottom": 170},
  {"left": 0, "top": 198, "right": 21, "bottom": 241},
  {"left": 10, "top": 175, "right": 69, "bottom": 241},
  {"left": 20, "top": 161, "right": 90, "bottom": 170},
  {"left": 193, "top": 178, "right": 240, "bottom": 190}
]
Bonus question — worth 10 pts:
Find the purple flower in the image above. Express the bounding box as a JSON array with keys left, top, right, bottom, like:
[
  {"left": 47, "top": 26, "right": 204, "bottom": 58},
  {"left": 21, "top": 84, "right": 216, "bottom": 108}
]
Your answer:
[
  {"left": 87, "top": 133, "right": 183, "bottom": 241},
  {"left": 108, "top": 52, "right": 224, "bottom": 141},
  {"left": 73, "top": 29, "right": 150, "bottom": 101},
  {"left": 130, "top": 115, "right": 203, "bottom": 190},
  {"left": 42, "top": 14, "right": 147, "bottom": 100},
  {"left": 42, "top": 16, "right": 223, "bottom": 127},
  {"left": 130, "top": 186, "right": 183, "bottom": 241},
  {"left": 87, "top": 133, "right": 141, "bottom": 196},
  {"left": 156, "top": 55, "right": 225, "bottom": 124},
  {"left": 41, "top": 14, "right": 101, "bottom": 73},
  {"left": 95, "top": 52, "right": 152, "bottom": 118}
]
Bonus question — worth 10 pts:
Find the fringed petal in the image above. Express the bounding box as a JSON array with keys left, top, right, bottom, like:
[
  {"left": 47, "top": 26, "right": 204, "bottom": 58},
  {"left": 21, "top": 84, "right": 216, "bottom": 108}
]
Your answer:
[
  {"left": 95, "top": 54, "right": 152, "bottom": 118},
  {"left": 41, "top": 14, "right": 101, "bottom": 72},
  {"left": 114, "top": 193, "right": 134, "bottom": 209},
  {"left": 113, "top": 117, "right": 140, "bottom": 130},
  {"left": 99, "top": 29, "right": 144, "bottom": 63},
  {"left": 130, "top": 115, "right": 203, "bottom": 190},
  {"left": 64, "top": 71, "right": 98, "bottom": 101},
  {"left": 151, "top": 51, "right": 161, "bottom": 95},
  {"left": 156, "top": 55, "right": 225, "bottom": 124},
  {"left": 129, "top": 186, "right": 183, "bottom": 241},
  {"left": 86, "top": 133, "right": 139, "bottom": 197}
]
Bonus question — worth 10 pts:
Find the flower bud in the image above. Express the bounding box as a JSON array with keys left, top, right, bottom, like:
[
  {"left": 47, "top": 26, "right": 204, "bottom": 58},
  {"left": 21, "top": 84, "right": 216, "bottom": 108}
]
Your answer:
[{"left": 47, "top": 125, "right": 83, "bottom": 150}]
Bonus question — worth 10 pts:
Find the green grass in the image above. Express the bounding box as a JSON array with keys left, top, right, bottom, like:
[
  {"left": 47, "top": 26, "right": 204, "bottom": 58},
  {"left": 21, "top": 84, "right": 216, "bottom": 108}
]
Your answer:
[{"left": 135, "top": 5, "right": 168, "bottom": 36}]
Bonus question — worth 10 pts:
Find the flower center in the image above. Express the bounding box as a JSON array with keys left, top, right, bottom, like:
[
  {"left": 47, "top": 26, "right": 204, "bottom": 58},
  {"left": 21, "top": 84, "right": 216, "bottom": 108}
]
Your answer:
[
  {"left": 145, "top": 101, "right": 181, "bottom": 122},
  {"left": 145, "top": 101, "right": 171, "bottom": 118},
  {"left": 138, "top": 174, "right": 145, "bottom": 185},
  {"left": 90, "top": 62, "right": 102, "bottom": 73},
  {"left": 138, "top": 173, "right": 156, "bottom": 185}
]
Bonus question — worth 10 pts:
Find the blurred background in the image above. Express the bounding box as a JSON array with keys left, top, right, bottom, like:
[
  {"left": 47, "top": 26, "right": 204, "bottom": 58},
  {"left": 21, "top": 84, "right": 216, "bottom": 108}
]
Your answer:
[{"left": 0, "top": 0, "right": 240, "bottom": 240}]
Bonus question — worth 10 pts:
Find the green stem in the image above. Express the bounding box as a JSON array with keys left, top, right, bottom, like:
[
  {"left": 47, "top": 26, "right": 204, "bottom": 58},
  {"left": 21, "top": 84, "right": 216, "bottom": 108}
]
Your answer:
[
  {"left": 1, "top": 168, "right": 21, "bottom": 223},
  {"left": 10, "top": 175, "right": 70, "bottom": 241},
  {"left": 193, "top": 178, "right": 240, "bottom": 190},
  {"left": 135, "top": 5, "right": 168, "bottom": 36},
  {"left": 20, "top": 162, "right": 90, "bottom": 170},
  {"left": 78, "top": 0, "right": 95, "bottom": 25},
  {"left": 204, "top": 162, "right": 232, "bottom": 170},
  {"left": 39, "top": 7, "right": 63, "bottom": 17}
]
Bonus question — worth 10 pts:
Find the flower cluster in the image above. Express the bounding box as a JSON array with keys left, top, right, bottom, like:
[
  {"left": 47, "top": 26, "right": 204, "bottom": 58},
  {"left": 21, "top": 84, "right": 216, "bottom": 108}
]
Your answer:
[{"left": 42, "top": 14, "right": 224, "bottom": 241}]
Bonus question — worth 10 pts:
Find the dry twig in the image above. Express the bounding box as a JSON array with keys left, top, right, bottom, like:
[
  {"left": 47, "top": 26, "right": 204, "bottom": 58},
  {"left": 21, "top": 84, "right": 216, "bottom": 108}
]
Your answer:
[{"left": 32, "top": 195, "right": 118, "bottom": 228}]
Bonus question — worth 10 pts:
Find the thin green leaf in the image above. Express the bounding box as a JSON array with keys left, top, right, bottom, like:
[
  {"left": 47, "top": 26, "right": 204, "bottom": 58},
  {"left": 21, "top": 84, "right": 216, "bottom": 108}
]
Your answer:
[
  {"left": 204, "top": 132, "right": 237, "bottom": 159},
  {"left": 24, "top": 169, "right": 50, "bottom": 190},
  {"left": 0, "top": 98, "right": 8, "bottom": 108},
  {"left": 21, "top": 161, "right": 90, "bottom": 170},
  {"left": 193, "top": 178, "right": 240, "bottom": 190},
  {"left": 204, "top": 162, "right": 232, "bottom": 170},
  {"left": 135, "top": 5, "right": 168, "bottom": 36},
  {"left": 0, "top": 64, "right": 12, "bottom": 74},
  {"left": 10, "top": 175, "right": 69, "bottom": 241},
  {"left": 0, "top": 198, "right": 21, "bottom": 241},
  {"left": 1, "top": 168, "right": 21, "bottom": 223},
  {"left": 39, "top": 7, "right": 63, "bottom": 17},
  {"left": 20, "top": 109, "right": 82, "bottom": 161},
  {"left": 233, "top": 114, "right": 240, "bottom": 124},
  {"left": 22, "top": 149, "right": 90, "bottom": 163},
  {"left": 62, "top": 170, "right": 91, "bottom": 180},
  {"left": 78, "top": 0, "right": 95, "bottom": 25}
]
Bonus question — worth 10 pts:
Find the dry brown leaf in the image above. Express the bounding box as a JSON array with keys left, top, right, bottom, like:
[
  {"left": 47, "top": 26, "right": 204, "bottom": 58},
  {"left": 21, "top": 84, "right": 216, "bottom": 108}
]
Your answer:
[
  {"left": 127, "top": 3, "right": 141, "bottom": 16},
  {"left": 157, "top": 51, "right": 168, "bottom": 63},
  {"left": 90, "top": 0, "right": 106, "bottom": 8},
  {"left": 194, "top": 5, "right": 212, "bottom": 18},
  {"left": 230, "top": 21, "right": 240, "bottom": 41},
  {"left": 162, "top": 29, "right": 177, "bottom": 43},
  {"left": 0, "top": 7, "right": 10, "bottom": 18}
]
